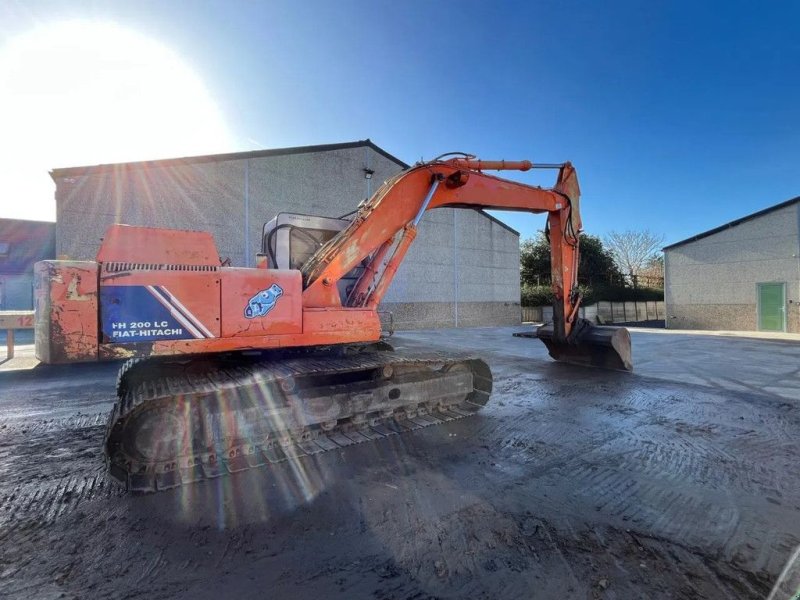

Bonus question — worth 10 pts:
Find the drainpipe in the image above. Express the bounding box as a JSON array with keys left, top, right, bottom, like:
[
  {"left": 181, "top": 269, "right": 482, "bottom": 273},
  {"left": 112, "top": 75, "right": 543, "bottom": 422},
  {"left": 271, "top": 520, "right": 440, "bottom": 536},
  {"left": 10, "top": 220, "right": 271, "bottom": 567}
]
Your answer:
[
  {"left": 453, "top": 210, "right": 459, "bottom": 327},
  {"left": 663, "top": 251, "right": 669, "bottom": 327},
  {"left": 244, "top": 159, "right": 250, "bottom": 267},
  {"left": 365, "top": 146, "right": 371, "bottom": 198},
  {"left": 795, "top": 204, "right": 800, "bottom": 331}
]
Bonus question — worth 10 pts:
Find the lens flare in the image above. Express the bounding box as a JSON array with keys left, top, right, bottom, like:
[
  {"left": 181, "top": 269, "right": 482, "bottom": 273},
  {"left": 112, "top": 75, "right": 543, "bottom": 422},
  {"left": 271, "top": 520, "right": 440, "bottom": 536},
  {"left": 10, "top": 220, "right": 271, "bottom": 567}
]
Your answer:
[
  {"left": 160, "top": 375, "right": 335, "bottom": 529},
  {"left": 0, "top": 20, "right": 235, "bottom": 221}
]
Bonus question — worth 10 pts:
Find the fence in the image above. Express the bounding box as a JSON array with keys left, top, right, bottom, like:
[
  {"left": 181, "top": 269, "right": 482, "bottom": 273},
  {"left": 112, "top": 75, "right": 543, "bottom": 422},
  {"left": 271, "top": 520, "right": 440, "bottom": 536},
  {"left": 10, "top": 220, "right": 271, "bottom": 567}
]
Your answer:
[
  {"left": 527, "top": 274, "right": 664, "bottom": 290},
  {"left": 0, "top": 311, "right": 34, "bottom": 359},
  {"left": 522, "top": 300, "right": 665, "bottom": 325}
]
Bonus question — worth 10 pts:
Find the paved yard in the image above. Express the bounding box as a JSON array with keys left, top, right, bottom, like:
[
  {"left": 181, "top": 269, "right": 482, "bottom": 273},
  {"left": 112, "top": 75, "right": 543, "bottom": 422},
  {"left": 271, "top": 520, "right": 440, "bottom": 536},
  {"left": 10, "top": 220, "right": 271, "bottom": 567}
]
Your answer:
[{"left": 0, "top": 326, "right": 799, "bottom": 599}]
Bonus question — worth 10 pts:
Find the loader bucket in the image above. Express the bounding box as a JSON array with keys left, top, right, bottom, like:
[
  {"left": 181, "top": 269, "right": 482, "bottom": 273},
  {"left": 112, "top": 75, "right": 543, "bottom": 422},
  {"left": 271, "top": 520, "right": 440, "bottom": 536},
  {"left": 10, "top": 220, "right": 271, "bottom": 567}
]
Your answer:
[{"left": 533, "top": 322, "right": 633, "bottom": 372}]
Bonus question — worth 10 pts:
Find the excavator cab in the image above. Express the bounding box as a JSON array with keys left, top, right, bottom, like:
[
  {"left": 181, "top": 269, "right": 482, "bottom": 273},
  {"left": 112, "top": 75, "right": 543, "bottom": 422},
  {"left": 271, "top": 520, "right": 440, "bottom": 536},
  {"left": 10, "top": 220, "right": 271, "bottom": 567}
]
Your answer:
[{"left": 260, "top": 212, "right": 369, "bottom": 304}]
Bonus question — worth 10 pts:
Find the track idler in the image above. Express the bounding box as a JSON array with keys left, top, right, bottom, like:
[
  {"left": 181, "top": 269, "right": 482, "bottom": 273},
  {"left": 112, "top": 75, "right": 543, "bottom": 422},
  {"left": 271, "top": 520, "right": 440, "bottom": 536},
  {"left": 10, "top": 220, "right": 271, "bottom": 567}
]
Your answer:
[{"left": 532, "top": 318, "right": 633, "bottom": 371}]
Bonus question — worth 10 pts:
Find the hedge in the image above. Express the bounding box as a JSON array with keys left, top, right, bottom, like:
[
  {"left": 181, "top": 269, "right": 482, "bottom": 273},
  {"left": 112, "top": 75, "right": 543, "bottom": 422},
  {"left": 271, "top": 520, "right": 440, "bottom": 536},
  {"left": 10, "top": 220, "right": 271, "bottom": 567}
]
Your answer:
[{"left": 521, "top": 284, "right": 663, "bottom": 307}]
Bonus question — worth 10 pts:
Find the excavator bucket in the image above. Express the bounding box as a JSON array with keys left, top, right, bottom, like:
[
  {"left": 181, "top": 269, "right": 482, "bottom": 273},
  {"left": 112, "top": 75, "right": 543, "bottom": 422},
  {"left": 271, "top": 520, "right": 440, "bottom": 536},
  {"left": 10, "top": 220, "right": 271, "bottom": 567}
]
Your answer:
[{"left": 521, "top": 321, "right": 633, "bottom": 372}]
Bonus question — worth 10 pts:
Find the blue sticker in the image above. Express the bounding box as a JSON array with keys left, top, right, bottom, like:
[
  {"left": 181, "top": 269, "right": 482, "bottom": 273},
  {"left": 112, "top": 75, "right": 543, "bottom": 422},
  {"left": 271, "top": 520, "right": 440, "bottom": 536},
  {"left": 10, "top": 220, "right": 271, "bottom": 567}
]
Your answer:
[{"left": 245, "top": 284, "right": 284, "bottom": 319}]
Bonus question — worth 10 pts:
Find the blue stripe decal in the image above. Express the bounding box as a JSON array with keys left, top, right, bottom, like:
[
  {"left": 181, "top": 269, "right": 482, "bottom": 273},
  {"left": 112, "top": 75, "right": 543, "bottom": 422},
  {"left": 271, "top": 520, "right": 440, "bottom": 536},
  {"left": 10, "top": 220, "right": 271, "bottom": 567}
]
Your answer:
[
  {"left": 100, "top": 286, "right": 196, "bottom": 342},
  {"left": 153, "top": 285, "right": 210, "bottom": 337}
]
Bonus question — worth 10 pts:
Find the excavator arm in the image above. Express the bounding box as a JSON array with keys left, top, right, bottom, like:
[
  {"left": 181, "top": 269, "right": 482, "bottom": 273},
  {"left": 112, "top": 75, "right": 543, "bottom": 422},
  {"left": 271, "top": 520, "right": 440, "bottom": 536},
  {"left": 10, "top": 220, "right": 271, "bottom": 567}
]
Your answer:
[{"left": 302, "top": 156, "right": 630, "bottom": 370}]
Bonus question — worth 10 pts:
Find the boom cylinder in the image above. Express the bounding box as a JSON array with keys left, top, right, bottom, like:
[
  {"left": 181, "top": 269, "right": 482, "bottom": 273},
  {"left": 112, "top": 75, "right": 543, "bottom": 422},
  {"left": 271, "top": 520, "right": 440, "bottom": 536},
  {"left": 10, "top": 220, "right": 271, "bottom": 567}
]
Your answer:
[
  {"left": 366, "top": 227, "right": 417, "bottom": 308},
  {"left": 445, "top": 159, "right": 534, "bottom": 172},
  {"left": 348, "top": 237, "right": 394, "bottom": 307}
]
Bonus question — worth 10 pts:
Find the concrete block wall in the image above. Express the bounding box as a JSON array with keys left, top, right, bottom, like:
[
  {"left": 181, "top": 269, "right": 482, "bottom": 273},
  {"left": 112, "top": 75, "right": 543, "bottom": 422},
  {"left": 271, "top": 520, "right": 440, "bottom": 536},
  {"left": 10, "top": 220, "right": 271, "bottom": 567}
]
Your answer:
[
  {"left": 381, "top": 207, "right": 521, "bottom": 329},
  {"left": 56, "top": 160, "right": 246, "bottom": 264},
  {"left": 53, "top": 143, "right": 521, "bottom": 330},
  {"left": 665, "top": 203, "right": 800, "bottom": 332},
  {"left": 243, "top": 147, "right": 401, "bottom": 267}
]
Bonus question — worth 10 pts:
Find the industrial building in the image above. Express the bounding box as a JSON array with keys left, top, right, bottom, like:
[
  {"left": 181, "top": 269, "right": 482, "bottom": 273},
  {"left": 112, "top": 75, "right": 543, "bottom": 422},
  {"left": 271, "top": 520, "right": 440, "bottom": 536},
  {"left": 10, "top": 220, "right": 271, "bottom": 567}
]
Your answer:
[
  {"left": 50, "top": 140, "right": 521, "bottom": 330},
  {"left": 0, "top": 218, "right": 55, "bottom": 310},
  {"left": 664, "top": 196, "right": 800, "bottom": 333}
]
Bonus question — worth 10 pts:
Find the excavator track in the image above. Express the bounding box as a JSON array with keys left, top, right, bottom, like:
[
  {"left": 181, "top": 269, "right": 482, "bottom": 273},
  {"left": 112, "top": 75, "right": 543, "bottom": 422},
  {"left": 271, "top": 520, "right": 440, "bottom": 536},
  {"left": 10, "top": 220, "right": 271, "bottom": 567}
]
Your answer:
[{"left": 104, "top": 350, "right": 492, "bottom": 493}]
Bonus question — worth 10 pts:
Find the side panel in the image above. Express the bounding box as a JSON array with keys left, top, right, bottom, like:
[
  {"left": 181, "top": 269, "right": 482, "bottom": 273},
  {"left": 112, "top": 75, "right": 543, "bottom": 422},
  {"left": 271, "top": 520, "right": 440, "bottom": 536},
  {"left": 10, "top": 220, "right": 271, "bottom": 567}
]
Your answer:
[
  {"left": 220, "top": 268, "right": 302, "bottom": 337},
  {"left": 99, "top": 271, "right": 221, "bottom": 344},
  {"left": 34, "top": 261, "right": 99, "bottom": 363},
  {"left": 95, "top": 307, "right": 380, "bottom": 360},
  {"left": 302, "top": 308, "right": 381, "bottom": 340},
  {"left": 96, "top": 225, "right": 221, "bottom": 266}
]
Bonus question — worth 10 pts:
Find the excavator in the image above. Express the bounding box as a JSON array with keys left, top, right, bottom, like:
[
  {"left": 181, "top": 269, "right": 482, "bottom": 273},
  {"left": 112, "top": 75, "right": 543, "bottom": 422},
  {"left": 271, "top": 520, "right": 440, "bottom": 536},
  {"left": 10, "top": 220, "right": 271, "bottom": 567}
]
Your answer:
[{"left": 34, "top": 153, "right": 632, "bottom": 493}]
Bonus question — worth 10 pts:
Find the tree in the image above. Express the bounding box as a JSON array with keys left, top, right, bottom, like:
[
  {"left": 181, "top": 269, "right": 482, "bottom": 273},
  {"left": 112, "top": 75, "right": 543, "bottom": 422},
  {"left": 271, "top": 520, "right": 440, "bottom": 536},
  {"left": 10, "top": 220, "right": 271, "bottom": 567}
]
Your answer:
[
  {"left": 520, "top": 233, "right": 552, "bottom": 286},
  {"left": 520, "top": 232, "right": 623, "bottom": 287},
  {"left": 603, "top": 230, "right": 664, "bottom": 281},
  {"left": 638, "top": 255, "right": 664, "bottom": 288}
]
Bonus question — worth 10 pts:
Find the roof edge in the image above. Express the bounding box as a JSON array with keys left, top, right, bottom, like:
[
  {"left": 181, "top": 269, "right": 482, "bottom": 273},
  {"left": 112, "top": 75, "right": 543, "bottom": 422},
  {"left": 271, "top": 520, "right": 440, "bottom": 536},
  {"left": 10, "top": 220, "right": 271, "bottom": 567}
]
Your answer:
[
  {"left": 50, "top": 139, "right": 408, "bottom": 179},
  {"left": 46, "top": 140, "right": 522, "bottom": 234},
  {"left": 663, "top": 195, "right": 800, "bottom": 251},
  {"left": 477, "top": 210, "right": 520, "bottom": 236},
  {"left": 365, "top": 139, "right": 409, "bottom": 169},
  {"left": 0, "top": 217, "right": 57, "bottom": 226}
]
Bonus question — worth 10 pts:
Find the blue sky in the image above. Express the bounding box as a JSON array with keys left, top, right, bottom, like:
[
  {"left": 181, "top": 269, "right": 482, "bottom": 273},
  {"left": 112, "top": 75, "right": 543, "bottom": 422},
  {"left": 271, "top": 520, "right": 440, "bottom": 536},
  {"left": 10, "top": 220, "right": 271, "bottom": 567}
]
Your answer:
[{"left": 2, "top": 0, "right": 799, "bottom": 246}]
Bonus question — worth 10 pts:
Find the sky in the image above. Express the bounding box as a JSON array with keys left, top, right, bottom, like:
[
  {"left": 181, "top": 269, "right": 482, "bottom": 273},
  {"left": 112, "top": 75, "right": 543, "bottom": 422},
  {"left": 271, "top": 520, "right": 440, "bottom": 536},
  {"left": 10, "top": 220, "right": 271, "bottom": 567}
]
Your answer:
[{"left": 1, "top": 0, "right": 799, "bottom": 247}]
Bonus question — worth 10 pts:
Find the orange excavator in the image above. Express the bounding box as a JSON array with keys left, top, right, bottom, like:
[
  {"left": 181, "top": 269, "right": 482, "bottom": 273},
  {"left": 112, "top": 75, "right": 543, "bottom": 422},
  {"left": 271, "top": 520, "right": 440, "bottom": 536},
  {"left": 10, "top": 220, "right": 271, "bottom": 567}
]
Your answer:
[{"left": 34, "top": 154, "right": 631, "bottom": 493}]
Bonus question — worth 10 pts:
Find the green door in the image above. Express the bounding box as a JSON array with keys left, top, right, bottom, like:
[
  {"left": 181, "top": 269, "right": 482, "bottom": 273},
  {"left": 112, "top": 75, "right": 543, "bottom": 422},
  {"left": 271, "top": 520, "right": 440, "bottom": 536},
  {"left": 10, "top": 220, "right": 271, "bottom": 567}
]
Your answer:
[{"left": 758, "top": 283, "right": 785, "bottom": 332}]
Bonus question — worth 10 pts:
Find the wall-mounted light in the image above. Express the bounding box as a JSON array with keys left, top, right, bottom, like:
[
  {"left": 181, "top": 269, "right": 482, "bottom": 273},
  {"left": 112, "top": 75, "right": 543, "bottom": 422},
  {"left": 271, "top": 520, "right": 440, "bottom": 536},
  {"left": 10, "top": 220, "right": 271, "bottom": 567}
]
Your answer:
[{"left": 363, "top": 168, "right": 375, "bottom": 180}]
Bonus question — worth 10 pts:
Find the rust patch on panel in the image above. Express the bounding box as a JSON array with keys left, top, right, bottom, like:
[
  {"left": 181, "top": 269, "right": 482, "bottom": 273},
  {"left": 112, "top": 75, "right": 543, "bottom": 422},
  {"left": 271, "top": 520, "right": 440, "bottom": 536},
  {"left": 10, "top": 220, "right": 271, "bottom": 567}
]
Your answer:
[
  {"left": 66, "top": 274, "right": 92, "bottom": 301},
  {"left": 34, "top": 261, "right": 99, "bottom": 363}
]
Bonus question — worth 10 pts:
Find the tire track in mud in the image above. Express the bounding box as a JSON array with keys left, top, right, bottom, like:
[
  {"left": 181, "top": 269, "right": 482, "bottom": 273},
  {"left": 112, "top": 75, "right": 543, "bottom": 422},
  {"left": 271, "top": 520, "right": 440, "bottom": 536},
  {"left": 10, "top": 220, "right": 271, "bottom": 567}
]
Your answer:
[
  {"left": 565, "top": 447, "right": 740, "bottom": 548},
  {"left": 0, "top": 411, "right": 109, "bottom": 434},
  {"left": 726, "top": 521, "right": 800, "bottom": 577},
  {"left": 591, "top": 433, "right": 788, "bottom": 496},
  {"left": 366, "top": 499, "right": 769, "bottom": 599},
  {"left": 0, "top": 412, "right": 123, "bottom": 539},
  {"left": 569, "top": 464, "right": 740, "bottom": 547},
  {"left": 484, "top": 372, "right": 798, "bottom": 561},
  {"left": 558, "top": 438, "right": 800, "bottom": 577},
  {"left": 553, "top": 429, "right": 743, "bottom": 551},
  {"left": 0, "top": 471, "right": 125, "bottom": 541}
]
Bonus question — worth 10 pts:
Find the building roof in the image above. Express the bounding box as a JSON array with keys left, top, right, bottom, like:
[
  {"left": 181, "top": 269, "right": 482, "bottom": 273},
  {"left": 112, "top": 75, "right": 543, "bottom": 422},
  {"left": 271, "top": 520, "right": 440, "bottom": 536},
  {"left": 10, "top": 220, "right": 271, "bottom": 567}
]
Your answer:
[
  {"left": 0, "top": 218, "right": 56, "bottom": 275},
  {"left": 50, "top": 139, "right": 409, "bottom": 178},
  {"left": 663, "top": 195, "right": 800, "bottom": 251},
  {"left": 50, "top": 139, "right": 521, "bottom": 237}
]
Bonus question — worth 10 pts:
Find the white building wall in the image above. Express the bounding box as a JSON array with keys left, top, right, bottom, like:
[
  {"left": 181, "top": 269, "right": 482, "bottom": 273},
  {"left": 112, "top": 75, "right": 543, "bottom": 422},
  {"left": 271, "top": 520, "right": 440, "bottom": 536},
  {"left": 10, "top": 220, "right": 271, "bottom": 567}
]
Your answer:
[
  {"left": 664, "top": 203, "right": 800, "bottom": 332},
  {"left": 53, "top": 143, "right": 521, "bottom": 330}
]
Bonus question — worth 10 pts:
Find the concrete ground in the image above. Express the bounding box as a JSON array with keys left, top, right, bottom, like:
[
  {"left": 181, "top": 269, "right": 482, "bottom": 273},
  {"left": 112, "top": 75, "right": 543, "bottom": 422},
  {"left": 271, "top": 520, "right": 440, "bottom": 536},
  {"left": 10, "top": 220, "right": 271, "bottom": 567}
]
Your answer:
[{"left": 1, "top": 326, "right": 799, "bottom": 599}]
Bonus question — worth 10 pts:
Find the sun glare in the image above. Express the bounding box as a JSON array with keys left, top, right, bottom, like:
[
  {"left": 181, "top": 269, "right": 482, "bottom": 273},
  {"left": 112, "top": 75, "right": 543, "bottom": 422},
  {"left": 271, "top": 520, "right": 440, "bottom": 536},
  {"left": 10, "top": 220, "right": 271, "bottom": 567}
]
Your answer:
[{"left": 0, "top": 20, "right": 235, "bottom": 221}]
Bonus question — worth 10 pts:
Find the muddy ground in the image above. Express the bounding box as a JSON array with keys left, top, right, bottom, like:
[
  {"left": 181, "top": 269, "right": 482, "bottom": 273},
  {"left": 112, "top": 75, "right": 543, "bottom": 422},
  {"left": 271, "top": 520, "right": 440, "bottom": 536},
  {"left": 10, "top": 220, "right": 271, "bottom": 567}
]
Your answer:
[{"left": 1, "top": 327, "right": 799, "bottom": 599}]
